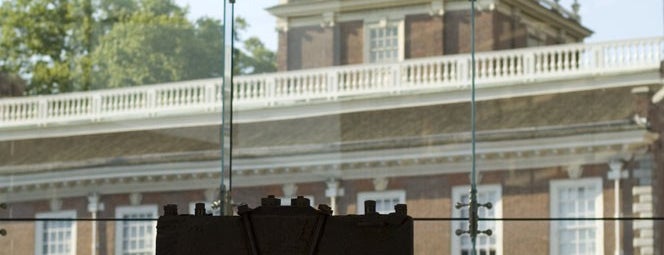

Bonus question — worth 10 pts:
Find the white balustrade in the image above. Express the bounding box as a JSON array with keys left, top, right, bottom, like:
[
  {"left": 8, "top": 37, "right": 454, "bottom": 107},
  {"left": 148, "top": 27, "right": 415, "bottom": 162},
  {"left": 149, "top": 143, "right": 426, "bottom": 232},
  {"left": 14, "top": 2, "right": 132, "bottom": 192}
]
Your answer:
[{"left": 0, "top": 37, "right": 662, "bottom": 128}]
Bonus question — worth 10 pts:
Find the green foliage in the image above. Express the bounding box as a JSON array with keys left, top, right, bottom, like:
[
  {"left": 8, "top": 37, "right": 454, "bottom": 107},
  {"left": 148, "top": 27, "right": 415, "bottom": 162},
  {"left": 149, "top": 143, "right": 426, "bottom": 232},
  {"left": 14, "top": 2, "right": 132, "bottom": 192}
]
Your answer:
[
  {"left": 0, "top": 0, "right": 276, "bottom": 95},
  {"left": 233, "top": 17, "right": 276, "bottom": 75}
]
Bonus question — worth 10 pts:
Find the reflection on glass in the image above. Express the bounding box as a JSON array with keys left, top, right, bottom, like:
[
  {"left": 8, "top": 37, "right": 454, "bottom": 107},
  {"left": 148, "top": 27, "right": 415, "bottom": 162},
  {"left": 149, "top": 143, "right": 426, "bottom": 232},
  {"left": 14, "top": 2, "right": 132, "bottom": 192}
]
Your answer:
[{"left": 0, "top": 0, "right": 663, "bottom": 254}]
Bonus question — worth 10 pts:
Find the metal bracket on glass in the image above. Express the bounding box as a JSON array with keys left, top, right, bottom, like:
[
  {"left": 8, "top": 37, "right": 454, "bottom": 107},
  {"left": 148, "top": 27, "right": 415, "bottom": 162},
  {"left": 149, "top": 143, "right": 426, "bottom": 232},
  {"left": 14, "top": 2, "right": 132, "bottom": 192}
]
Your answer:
[{"left": 454, "top": 190, "right": 492, "bottom": 238}]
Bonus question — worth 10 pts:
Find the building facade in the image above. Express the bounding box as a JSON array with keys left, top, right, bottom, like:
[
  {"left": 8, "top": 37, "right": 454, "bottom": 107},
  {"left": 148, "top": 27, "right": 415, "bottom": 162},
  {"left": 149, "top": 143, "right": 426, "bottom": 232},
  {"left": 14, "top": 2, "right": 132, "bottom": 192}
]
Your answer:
[{"left": 1, "top": 1, "right": 663, "bottom": 255}]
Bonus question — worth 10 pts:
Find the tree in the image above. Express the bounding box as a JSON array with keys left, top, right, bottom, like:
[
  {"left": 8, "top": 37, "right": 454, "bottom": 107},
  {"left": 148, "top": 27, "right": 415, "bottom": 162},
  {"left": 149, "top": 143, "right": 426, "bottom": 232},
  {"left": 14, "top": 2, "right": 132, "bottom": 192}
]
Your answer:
[
  {"left": 0, "top": 0, "right": 90, "bottom": 94},
  {"left": 90, "top": 1, "right": 197, "bottom": 88},
  {"left": 233, "top": 17, "right": 276, "bottom": 75},
  {"left": 0, "top": 0, "right": 276, "bottom": 94}
]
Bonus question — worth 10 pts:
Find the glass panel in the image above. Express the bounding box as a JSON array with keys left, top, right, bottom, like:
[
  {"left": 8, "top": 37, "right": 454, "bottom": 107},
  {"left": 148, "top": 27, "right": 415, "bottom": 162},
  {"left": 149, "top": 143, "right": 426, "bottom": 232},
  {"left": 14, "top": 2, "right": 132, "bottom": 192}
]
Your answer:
[{"left": 0, "top": 0, "right": 663, "bottom": 254}]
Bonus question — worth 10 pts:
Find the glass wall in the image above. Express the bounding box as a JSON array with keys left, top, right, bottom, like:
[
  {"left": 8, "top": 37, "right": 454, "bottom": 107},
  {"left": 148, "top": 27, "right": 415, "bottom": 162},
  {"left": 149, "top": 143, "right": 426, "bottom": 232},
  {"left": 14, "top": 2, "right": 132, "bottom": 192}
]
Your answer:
[{"left": 1, "top": 0, "right": 663, "bottom": 254}]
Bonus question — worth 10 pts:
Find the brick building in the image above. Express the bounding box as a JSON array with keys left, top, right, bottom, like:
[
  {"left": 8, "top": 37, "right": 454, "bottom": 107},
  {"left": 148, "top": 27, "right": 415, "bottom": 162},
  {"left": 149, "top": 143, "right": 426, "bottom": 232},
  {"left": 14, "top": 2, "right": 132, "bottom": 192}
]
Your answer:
[{"left": 1, "top": 1, "right": 663, "bottom": 255}]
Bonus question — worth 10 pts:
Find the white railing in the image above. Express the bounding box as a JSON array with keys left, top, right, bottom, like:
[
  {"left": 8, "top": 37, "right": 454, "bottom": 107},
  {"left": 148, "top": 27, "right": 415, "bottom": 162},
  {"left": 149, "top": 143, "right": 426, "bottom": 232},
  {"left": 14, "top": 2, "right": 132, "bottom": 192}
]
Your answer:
[{"left": 1, "top": 37, "right": 662, "bottom": 128}]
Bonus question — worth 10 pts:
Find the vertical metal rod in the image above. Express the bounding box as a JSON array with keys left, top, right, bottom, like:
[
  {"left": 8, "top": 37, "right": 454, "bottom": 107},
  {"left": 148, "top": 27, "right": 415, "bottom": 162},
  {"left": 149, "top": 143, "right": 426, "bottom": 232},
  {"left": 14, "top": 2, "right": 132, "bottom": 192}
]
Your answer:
[
  {"left": 228, "top": 0, "right": 236, "bottom": 206},
  {"left": 614, "top": 176, "right": 621, "bottom": 255},
  {"left": 469, "top": 1, "right": 478, "bottom": 255},
  {"left": 219, "top": 0, "right": 228, "bottom": 215}
]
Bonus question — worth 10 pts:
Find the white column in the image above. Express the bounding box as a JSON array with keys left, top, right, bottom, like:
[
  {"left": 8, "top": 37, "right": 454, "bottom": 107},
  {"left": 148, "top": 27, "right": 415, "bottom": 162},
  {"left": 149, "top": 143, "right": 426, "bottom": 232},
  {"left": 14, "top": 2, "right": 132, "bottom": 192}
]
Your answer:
[
  {"left": 325, "top": 179, "right": 344, "bottom": 215},
  {"left": 87, "top": 193, "right": 104, "bottom": 255},
  {"left": 608, "top": 160, "right": 628, "bottom": 255}
]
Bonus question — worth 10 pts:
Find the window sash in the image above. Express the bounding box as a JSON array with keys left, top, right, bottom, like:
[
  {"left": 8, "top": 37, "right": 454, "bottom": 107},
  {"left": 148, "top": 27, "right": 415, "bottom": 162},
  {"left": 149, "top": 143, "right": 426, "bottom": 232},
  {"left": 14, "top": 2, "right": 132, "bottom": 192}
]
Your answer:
[
  {"left": 115, "top": 205, "right": 158, "bottom": 255},
  {"left": 35, "top": 210, "right": 77, "bottom": 255},
  {"left": 550, "top": 178, "right": 603, "bottom": 255}
]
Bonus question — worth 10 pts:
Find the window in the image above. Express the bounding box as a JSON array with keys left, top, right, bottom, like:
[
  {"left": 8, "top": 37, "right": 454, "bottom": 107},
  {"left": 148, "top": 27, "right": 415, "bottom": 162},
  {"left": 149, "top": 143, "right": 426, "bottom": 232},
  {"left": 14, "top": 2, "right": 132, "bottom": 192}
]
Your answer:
[
  {"left": 357, "top": 190, "right": 405, "bottom": 214},
  {"left": 115, "top": 205, "right": 158, "bottom": 255},
  {"left": 451, "top": 185, "right": 502, "bottom": 255},
  {"left": 188, "top": 202, "right": 220, "bottom": 216},
  {"left": 365, "top": 19, "right": 404, "bottom": 63},
  {"left": 35, "top": 210, "right": 77, "bottom": 255},
  {"left": 550, "top": 178, "right": 604, "bottom": 255},
  {"left": 279, "top": 195, "right": 315, "bottom": 206}
]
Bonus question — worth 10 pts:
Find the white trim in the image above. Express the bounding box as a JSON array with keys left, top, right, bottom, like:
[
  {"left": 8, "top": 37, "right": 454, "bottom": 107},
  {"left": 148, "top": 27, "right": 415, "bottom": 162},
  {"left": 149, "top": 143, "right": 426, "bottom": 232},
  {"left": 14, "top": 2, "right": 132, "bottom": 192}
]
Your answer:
[
  {"left": 356, "top": 190, "right": 405, "bottom": 214},
  {"left": 549, "top": 178, "right": 604, "bottom": 255},
  {"left": 0, "top": 129, "right": 648, "bottom": 203},
  {"left": 35, "top": 210, "right": 77, "bottom": 255},
  {"left": 451, "top": 185, "right": 503, "bottom": 255},
  {"left": 114, "top": 205, "right": 158, "bottom": 255}
]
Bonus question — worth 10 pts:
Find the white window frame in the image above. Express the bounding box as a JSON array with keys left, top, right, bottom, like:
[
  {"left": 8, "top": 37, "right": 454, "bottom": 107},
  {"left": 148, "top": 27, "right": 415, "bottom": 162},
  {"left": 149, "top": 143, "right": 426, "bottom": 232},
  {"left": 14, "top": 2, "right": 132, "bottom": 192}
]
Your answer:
[
  {"left": 451, "top": 185, "right": 503, "bottom": 255},
  {"left": 35, "top": 210, "right": 77, "bottom": 255},
  {"left": 115, "top": 205, "right": 158, "bottom": 255},
  {"left": 357, "top": 190, "right": 406, "bottom": 214},
  {"left": 363, "top": 17, "right": 405, "bottom": 63},
  {"left": 549, "top": 178, "right": 604, "bottom": 255}
]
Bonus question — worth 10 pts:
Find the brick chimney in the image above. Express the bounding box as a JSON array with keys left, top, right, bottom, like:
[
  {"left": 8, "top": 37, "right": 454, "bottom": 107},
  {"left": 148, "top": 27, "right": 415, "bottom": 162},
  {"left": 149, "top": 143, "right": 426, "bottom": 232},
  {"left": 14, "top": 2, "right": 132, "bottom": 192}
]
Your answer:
[{"left": 0, "top": 73, "right": 26, "bottom": 97}]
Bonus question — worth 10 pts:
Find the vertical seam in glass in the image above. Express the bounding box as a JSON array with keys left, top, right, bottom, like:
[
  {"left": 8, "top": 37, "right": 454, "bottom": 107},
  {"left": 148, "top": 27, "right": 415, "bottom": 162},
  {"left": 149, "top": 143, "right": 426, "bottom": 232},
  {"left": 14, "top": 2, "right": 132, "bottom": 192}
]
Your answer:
[
  {"left": 470, "top": 1, "right": 478, "bottom": 254},
  {"left": 228, "top": 0, "right": 236, "bottom": 204},
  {"left": 219, "top": 0, "right": 228, "bottom": 216}
]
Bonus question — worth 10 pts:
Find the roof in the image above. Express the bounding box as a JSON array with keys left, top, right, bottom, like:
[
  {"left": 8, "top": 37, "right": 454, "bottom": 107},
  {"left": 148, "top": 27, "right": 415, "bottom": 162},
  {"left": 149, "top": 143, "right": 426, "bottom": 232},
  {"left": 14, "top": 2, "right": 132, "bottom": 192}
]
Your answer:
[{"left": 0, "top": 86, "right": 644, "bottom": 172}]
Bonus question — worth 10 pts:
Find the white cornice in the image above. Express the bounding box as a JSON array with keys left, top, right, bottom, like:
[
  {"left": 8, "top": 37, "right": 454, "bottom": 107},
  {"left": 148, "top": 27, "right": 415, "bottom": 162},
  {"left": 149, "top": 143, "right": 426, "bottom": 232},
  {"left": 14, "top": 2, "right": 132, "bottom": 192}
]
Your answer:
[{"left": 1, "top": 129, "right": 649, "bottom": 203}]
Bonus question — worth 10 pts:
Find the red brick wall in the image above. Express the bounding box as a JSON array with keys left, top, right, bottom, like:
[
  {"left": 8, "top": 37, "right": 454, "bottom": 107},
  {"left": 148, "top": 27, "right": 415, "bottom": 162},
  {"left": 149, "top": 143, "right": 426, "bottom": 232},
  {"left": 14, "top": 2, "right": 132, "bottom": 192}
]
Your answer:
[
  {"left": 444, "top": 10, "right": 496, "bottom": 54},
  {"left": 277, "top": 31, "right": 288, "bottom": 71},
  {"left": 0, "top": 163, "right": 627, "bottom": 254},
  {"left": 339, "top": 21, "right": 364, "bottom": 65},
  {"left": 405, "top": 14, "right": 444, "bottom": 58},
  {"left": 493, "top": 11, "right": 528, "bottom": 50},
  {"left": 285, "top": 26, "right": 336, "bottom": 70},
  {"left": 650, "top": 93, "right": 664, "bottom": 255}
]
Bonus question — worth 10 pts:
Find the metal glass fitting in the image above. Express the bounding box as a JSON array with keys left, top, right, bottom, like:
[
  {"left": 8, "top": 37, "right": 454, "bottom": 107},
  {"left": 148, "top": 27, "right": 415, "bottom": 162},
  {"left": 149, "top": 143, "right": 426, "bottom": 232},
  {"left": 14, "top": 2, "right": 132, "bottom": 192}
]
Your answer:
[{"left": 455, "top": 189, "right": 493, "bottom": 238}]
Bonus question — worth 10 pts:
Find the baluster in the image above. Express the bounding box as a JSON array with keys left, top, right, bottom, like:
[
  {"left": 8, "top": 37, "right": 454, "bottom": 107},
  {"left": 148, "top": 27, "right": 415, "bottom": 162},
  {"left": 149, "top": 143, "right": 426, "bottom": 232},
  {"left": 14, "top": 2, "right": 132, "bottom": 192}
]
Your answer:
[
  {"left": 355, "top": 70, "right": 359, "bottom": 91},
  {"left": 307, "top": 75, "right": 314, "bottom": 97},
  {"left": 245, "top": 81, "right": 251, "bottom": 100},
  {"left": 318, "top": 74, "right": 324, "bottom": 94},
  {"left": 18, "top": 104, "right": 23, "bottom": 120},
  {"left": 197, "top": 86, "right": 203, "bottom": 103},
  {"left": 169, "top": 90, "right": 175, "bottom": 106},
  {"left": 237, "top": 82, "right": 245, "bottom": 101},
  {"left": 497, "top": 58, "right": 503, "bottom": 78},
  {"left": 15, "top": 104, "right": 21, "bottom": 120},
  {"left": 164, "top": 90, "right": 170, "bottom": 107},
  {"left": 63, "top": 100, "right": 69, "bottom": 117},
  {"left": 511, "top": 56, "right": 516, "bottom": 76},
  {"left": 74, "top": 99, "right": 80, "bottom": 115},
  {"left": 278, "top": 78, "right": 285, "bottom": 97},
  {"left": 250, "top": 80, "right": 257, "bottom": 99}
]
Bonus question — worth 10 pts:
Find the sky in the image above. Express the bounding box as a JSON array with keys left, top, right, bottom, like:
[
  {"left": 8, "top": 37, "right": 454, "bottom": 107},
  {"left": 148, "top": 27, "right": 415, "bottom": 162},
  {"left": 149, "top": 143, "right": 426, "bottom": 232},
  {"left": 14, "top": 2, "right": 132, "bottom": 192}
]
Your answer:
[{"left": 175, "top": 0, "right": 664, "bottom": 51}]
